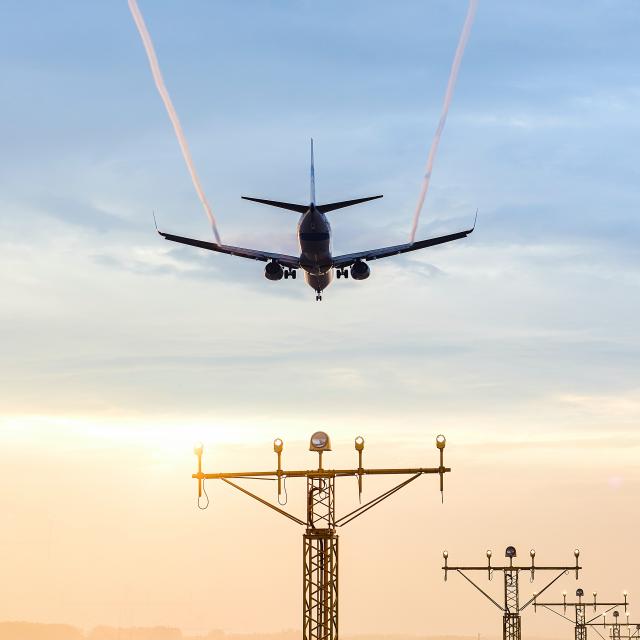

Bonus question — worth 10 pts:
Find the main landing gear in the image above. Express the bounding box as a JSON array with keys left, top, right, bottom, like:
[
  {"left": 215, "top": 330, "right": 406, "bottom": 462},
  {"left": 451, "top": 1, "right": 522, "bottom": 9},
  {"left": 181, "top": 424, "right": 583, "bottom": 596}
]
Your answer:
[
  {"left": 283, "top": 269, "right": 297, "bottom": 279},
  {"left": 335, "top": 268, "right": 349, "bottom": 279}
]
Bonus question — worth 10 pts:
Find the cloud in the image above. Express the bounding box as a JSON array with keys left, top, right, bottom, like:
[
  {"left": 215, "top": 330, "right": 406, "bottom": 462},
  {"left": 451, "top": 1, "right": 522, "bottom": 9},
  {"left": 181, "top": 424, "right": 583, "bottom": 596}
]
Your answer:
[
  {"left": 555, "top": 390, "right": 640, "bottom": 420},
  {"left": 35, "top": 195, "right": 132, "bottom": 232}
]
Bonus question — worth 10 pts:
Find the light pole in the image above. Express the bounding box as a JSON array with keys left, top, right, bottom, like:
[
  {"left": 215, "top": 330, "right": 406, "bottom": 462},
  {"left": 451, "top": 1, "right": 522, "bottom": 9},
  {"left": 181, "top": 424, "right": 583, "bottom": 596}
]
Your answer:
[
  {"left": 193, "top": 431, "right": 451, "bottom": 640},
  {"left": 442, "top": 546, "right": 582, "bottom": 640},
  {"left": 608, "top": 622, "right": 640, "bottom": 640},
  {"left": 534, "top": 588, "right": 628, "bottom": 640},
  {"left": 587, "top": 611, "right": 640, "bottom": 640}
]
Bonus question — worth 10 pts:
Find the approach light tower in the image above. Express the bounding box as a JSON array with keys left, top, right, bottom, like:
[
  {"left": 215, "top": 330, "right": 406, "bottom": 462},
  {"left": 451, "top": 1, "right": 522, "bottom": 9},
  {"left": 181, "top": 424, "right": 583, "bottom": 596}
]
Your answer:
[
  {"left": 587, "top": 611, "right": 640, "bottom": 640},
  {"left": 534, "top": 588, "right": 628, "bottom": 640},
  {"left": 607, "top": 619, "right": 640, "bottom": 640},
  {"left": 193, "top": 431, "right": 450, "bottom": 640},
  {"left": 442, "top": 546, "right": 582, "bottom": 640}
]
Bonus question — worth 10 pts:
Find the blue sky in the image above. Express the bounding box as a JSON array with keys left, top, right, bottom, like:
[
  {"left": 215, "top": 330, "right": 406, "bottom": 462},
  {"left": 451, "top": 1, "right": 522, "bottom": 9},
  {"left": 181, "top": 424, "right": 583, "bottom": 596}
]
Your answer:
[
  {"left": 1, "top": 0, "right": 639, "bottom": 428},
  {"left": 1, "top": 0, "right": 639, "bottom": 430},
  {"left": 0, "top": 2, "right": 640, "bottom": 631}
]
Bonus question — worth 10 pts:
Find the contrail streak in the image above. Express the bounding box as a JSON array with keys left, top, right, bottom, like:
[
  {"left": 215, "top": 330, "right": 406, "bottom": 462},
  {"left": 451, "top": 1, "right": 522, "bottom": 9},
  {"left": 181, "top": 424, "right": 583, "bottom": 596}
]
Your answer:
[
  {"left": 128, "top": 0, "right": 222, "bottom": 244},
  {"left": 409, "top": 0, "right": 478, "bottom": 243}
]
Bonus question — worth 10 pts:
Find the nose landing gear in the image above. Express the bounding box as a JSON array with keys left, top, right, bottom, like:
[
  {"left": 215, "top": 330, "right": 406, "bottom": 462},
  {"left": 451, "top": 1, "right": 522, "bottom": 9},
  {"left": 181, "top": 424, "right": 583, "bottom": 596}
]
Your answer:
[{"left": 315, "top": 290, "right": 323, "bottom": 302}]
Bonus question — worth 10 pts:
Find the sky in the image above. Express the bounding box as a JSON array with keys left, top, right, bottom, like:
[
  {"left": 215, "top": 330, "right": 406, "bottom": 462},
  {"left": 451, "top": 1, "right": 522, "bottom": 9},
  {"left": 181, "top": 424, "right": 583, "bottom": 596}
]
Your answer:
[{"left": 0, "top": 0, "right": 640, "bottom": 636}]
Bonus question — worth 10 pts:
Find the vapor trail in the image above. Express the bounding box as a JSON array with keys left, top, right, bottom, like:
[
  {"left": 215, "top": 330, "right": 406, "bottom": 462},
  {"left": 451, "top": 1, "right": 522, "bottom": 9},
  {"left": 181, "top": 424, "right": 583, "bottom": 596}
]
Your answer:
[
  {"left": 409, "top": 0, "right": 478, "bottom": 243},
  {"left": 128, "top": 0, "right": 222, "bottom": 244}
]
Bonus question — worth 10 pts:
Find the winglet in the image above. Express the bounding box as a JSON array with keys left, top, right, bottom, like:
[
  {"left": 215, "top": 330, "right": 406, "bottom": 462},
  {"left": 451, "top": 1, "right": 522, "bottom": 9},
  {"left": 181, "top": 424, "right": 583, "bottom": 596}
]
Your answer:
[
  {"left": 472, "top": 208, "right": 478, "bottom": 231},
  {"left": 310, "top": 138, "right": 316, "bottom": 205},
  {"left": 152, "top": 211, "right": 169, "bottom": 240}
]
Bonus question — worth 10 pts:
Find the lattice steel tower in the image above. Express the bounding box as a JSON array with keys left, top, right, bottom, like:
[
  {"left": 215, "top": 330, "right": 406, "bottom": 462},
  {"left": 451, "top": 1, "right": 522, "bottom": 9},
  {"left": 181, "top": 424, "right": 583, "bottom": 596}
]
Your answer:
[
  {"left": 304, "top": 468, "right": 338, "bottom": 640},
  {"left": 552, "top": 610, "right": 640, "bottom": 640},
  {"left": 609, "top": 621, "right": 640, "bottom": 640},
  {"left": 193, "top": 431, "right": 451, "bottom": 640},
  {"left": 597, "top": 611, "right": 640, "bottom": 640},
  {"left": 442, "top": 546, "right": 582, "bottom": 640},
  {"left": 534, "top": 588, "right": 628, "bottom": 640}
]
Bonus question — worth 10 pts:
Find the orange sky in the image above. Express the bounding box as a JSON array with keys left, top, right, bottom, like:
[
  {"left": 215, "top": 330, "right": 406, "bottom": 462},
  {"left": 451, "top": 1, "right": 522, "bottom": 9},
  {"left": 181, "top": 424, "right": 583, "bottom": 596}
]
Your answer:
[{"left": 1, "top": 419, "right": 638, "bottom": 637}]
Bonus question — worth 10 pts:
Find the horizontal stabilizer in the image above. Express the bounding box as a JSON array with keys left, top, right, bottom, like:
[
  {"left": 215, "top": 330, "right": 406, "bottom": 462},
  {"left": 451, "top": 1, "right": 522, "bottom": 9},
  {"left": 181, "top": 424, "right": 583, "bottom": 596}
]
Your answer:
[
  {"left": 242, "top": 196, "right": 308, "bottom": 214},
  {"left": 316, "top": 195, "right": 383, "bottom": 213}
]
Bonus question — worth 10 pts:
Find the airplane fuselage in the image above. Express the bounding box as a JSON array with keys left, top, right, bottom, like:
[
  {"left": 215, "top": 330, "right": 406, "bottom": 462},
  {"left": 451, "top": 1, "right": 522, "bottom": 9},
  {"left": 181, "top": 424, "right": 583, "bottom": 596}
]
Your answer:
[
  {"left": 298, "top": 205, "right": 333, "bottom": 294},
  {"left": 156, "top": 140, "right": 475, "bottom": 302}
]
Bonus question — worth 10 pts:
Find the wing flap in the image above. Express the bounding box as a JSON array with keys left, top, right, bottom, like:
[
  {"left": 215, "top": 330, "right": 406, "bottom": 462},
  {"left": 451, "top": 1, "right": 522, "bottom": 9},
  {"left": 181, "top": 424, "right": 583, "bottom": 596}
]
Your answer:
[
  {"left": 332, "top": 225, "right": 474, "bottom": 268},
  {"left": 159, "top": 231, "right": 300, "bottom": 268}
]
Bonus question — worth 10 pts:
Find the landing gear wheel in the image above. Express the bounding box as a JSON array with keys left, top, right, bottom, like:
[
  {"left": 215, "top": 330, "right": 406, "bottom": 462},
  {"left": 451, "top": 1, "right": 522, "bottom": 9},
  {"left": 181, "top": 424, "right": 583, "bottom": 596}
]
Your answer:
[
  {"left": 291, "top": 270, "right": 297, "bottom": 279},
  {"left": 284, "top": 271, "right": 289, "bottom": 279}
]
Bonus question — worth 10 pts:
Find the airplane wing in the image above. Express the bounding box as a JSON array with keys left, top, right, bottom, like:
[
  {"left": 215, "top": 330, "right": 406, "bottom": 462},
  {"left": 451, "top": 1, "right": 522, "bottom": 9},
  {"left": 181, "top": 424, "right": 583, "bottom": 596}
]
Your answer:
[
  {"left": 157, "top": 230, "right": 301, "bottom": 269},
  {"left": 332, "top": 219, "right": 475, "bottom": 269}
]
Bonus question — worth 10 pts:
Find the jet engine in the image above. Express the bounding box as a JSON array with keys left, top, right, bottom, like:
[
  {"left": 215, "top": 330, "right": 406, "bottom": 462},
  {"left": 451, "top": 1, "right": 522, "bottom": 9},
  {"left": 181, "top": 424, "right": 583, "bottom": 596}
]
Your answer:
[
  {"left": 350, "top": 261, "right": 370, "bottom": 280},
  {"left": 265, "top": 261, "right": 284, "bottom": 281}
]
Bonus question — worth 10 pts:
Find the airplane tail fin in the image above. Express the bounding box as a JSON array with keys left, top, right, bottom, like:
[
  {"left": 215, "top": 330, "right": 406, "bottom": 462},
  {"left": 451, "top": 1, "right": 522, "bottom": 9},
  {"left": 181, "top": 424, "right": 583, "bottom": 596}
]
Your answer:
[
  {"left": 309, "top": 139, "right": 383, "bottom": 212},
  {"left": 242, "top": 140, "right": 382, "bottom": 214},
  {"left": 310, "top": 138, "right": 316, "bottom": 205}
]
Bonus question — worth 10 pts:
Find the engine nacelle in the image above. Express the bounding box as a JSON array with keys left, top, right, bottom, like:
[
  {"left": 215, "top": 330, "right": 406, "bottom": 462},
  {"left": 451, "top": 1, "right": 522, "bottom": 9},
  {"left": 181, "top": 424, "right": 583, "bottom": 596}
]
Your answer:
[
  {"left": 265, "top": 261, "right": 284, "bottom": 281},
  {"left": 350, "top": 261, "right": 370, "bottom": 280}
]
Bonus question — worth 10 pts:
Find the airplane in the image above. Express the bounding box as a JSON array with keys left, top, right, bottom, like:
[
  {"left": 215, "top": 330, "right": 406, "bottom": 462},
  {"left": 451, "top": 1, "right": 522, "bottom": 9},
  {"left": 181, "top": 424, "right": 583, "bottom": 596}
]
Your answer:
[{"left": 155, "top": 140, "right": 476, "bottom": 301}]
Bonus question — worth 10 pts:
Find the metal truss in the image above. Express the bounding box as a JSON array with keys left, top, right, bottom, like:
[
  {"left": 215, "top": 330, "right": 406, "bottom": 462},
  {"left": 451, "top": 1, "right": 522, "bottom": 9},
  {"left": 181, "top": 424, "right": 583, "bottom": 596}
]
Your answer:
[
  {"left": 304, "top": 477, "right": 338, "bottom": 640},
  {"left": 504, "top": 569, "right": 522, "bottom": 640},
  {"left": 576, "top": 603, "right": 587, "bottom": 640}
]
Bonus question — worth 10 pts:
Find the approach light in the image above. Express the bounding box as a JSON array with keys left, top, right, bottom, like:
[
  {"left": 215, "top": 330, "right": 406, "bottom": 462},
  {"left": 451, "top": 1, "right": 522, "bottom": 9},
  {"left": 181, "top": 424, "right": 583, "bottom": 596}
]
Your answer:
[
  {"left": 505, "top": 546, "right": 517, "bottom": 558},
  {"left": 593, "top": 592, "right": 598, "bottom": 598},
  {"left": 530, "top": 549, "right": 536, "bottom": 558},
  {"left": 194, "top": 443, "right": 204, "bottom": 456},
  {"left": 355, "top": 436, "right": 365, "bottom": 451},
  {"left": 487, "top": 549, "right": 492, "bottom": 558},
  {"left": 273, "top": 438, "right": 284, "bottom": 453},
  {"left": 436, "top": 434, "right": 446, "bottom": 449},
  {"left": 614, "top": 612, "right": 620, "bottom": 618},
  {"left": 574, "top": 548, "right": 580, "bottom": 558},
  {"left": 624, "top": 591, "right": 629, "bottom": 597},
  {"left": 443, "top": 550, "right": 449, "bottom": 559},
  {"left": 309, "top": 431, "right": 332, "bottom": 452},
  {"left": 577, "top": 589, "right": 584, "bottom": 597}
]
